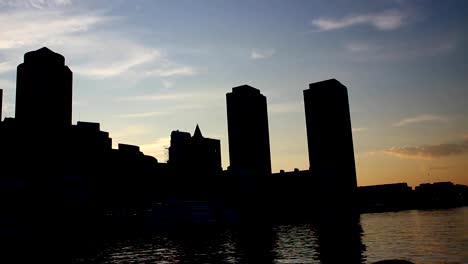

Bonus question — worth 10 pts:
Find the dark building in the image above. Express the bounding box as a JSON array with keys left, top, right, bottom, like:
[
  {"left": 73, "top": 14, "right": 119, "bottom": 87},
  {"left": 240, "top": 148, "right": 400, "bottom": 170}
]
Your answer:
[
  {"left": 66, "top": 121, "right": 112, "bottom": 177},
  {"left": 106, "top": 143, "right": 160, "bottom": 209},
  {"left": 415, "top": 182, "right": 466, "bottom": 208},
  {"left": 169, "top": 125, "right": 222, "bottom": 178},
  {"left": 268, "top": 169, "right": 316, "bottom": 220},
  {"left": 226, "top": 85, "right": 271, "bottom": 176},
  {"left": 303, "top": 79, "right": 357, "bottom": 204},
  {"left": 15, "top": 47, "right": 72, "bottom": 128},
  {"left": 358, "top": 183, "right": 413, "bottom": 212},
  {"left": 168, "top": 130, "right": 191, "bottom": 169},
  {"left": 71, "top": 121, "right": 112, "bottom": 152}
]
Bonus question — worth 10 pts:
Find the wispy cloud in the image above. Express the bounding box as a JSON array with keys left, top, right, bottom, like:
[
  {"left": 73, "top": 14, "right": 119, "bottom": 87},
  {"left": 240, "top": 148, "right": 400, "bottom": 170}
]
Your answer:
[
  {"left": 380, "top": 140, "right": 468, "bottom": 159},
  {"left": 74, "top": 49, "right": 160, "bottom": 78},
  {"left": 117, "top": 111, "right": 166, "bottom": 118},
  {"left": 352, "top": 127, "right": 368, "bottom": 133},
  {"left": 118, "top": 91, "right": 217, "bottom": 102},
  {"left": 251, "top": 48, "right": 276, "bottom": 60},
  {"left": 0, "top": 0, "right": 72, "bottom": 9},
  {"left": 393, "top": 114, "right": 449, "bottom": 127},
  {"left": 139, "top": 136, "right": 171, "bottom": 162},
  {"left": 118, "top": 93, "right": 196, "bottom": 102},
  {"left": 0, "top": 3, "right": 195, "bottom": 82},
  {"left": 311, "top": 9, "right": 405, "bottom": 32},
  {"left": 344, "top": 38, "right": 458, "bottom": 61},
  {"left": 145, "top": 65, "right": 195, "bottom": 77},
  {"left": 0, "top": 9, "right": 109, "bottom": 50}
]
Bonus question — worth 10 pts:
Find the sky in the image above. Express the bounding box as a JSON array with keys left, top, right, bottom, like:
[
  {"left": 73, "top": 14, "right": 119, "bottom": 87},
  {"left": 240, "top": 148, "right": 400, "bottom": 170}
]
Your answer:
[{"left": 0, "top": 0, "right": 467, "bottom": 187}]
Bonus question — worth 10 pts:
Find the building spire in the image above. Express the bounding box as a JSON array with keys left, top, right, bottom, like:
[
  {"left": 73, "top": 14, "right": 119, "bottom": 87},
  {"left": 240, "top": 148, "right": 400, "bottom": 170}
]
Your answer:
[{"left": 193, "top": 124, "right": 203, "bottom": 138}]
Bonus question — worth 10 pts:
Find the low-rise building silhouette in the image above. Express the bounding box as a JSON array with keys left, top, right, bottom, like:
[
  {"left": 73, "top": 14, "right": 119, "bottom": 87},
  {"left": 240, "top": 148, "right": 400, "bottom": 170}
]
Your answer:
[
  {"left": 166, "top": 125, "right": 222, "bottom": 197},
  {"left": 415, "top": 182, "right": 467, "bottom": 208},
  {"left": 169, "top": 125, "right": 221, "bottom": 181},
  {"left": 358, "top": 183, "right": 413, "bottom": 212}
]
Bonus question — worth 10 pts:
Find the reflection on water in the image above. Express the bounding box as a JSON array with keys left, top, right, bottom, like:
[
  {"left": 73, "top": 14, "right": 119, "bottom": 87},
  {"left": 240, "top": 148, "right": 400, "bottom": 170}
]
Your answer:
[
  {"left": 73, "top": 208, "right": 466, "bottom": 263},
  {"left": 361, "top": 207, "right": 468, "bottom": 264},
  {"left": 74, "top": 216, "right": 365, "bottom": 263},
  {"left": 273, "top": 224, "right": 319, "bottom": 263}
]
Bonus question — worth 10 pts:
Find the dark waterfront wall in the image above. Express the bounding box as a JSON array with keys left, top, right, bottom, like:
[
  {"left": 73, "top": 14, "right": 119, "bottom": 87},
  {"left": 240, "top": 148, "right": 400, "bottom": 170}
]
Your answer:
[{"left": 357, "top": 182, "right": 468, "bottom": 213}]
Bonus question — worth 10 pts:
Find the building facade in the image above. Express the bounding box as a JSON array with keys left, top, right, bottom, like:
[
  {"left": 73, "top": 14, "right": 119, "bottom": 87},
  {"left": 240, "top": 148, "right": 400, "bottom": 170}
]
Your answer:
[
  {"left": 169, "top": 125, "right": 221, "bottom": 178},
  {"left": 226, "top": 85, "right": 271, "bottom": 176},
  {"left": 15, "top": 47, "right": 72, "bottom": 128},
  {"left": 303, "top": 79, "right": 357, "bottom": 203}
]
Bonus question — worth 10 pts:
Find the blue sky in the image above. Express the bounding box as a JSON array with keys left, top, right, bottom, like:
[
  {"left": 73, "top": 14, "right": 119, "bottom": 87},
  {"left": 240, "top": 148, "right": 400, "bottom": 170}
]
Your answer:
[{"left": 1, "top": 0, "right": 467, "bottom": 186}]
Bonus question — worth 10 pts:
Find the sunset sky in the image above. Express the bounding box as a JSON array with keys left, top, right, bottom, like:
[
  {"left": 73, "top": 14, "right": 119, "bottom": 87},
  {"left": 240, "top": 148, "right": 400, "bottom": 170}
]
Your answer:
[{"left": 0, "top": 0, "right": 467, "bottom": 187}]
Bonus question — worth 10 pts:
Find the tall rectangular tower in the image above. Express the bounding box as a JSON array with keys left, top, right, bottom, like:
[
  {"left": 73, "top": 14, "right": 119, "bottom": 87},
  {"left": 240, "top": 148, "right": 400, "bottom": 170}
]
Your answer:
[
  {"left": 15, "top": 47, "right": 72, "bottom": 128},
  {"left": 303, "top": 79, "right": 357, "bottom": 200},
  {"left": 226, "top": 85, "right": 271, "bottom": 176}
]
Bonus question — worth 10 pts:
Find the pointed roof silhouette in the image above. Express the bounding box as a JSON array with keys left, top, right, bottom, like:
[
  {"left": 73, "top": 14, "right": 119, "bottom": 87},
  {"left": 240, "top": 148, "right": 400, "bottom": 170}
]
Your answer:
[
  {"left": 193, "top": 124, "right": 203, "bottom": 139},
  {"left": 24, "top": 46, "right": 65, "bottom": 65},
  {"left": 36, "top": 47, "right": 54, "bottom": 53}
]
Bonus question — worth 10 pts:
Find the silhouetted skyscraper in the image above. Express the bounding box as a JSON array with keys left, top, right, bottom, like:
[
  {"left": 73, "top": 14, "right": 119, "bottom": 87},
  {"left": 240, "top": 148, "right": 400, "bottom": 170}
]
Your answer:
[
  {"left": 303, "top": 79, "right": 357, "bottom": 202},
  {"left": 226, "top": 85, "right": 271, "bottom": 176},
  {"left": 15, "top": 47, "right": 72, "bottom": 128}
]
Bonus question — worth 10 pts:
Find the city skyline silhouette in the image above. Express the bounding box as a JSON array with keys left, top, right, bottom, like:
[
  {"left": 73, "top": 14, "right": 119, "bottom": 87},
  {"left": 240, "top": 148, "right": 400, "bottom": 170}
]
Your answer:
[
  {"left": 1, "top": 1, "right": 467, "bottom": 189},
  {"left": 0, "top": 47, "right": 465, "bottom": 213},
  {"left": 3, "top": 46, "right": 463, "bottom": 190},
  {"left": 0, "top": 2, "right": 466, "bottom": 263},
  {"left": 1, "top": 48, "right": 464, "bottom": 264}
]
